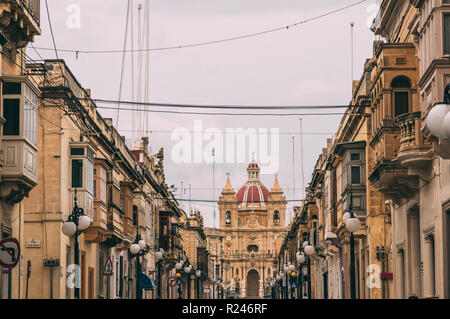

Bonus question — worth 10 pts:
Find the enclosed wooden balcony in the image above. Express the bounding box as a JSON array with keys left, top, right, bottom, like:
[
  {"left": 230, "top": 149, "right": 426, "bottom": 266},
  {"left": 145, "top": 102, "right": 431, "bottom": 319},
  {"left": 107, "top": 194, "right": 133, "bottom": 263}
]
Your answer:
[{"left": 1, "top": 77, "right": 39, "bottom": 204}]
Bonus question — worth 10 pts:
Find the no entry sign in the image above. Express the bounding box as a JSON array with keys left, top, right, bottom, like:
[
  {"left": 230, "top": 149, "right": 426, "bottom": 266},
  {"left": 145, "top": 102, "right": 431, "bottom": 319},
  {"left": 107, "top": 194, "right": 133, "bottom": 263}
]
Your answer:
[
  {"left": 168, "top": 276, "right": 177, "bottom": 287},
  {"left": 0, "top": 238, "right": 20, "bottom": 269}
]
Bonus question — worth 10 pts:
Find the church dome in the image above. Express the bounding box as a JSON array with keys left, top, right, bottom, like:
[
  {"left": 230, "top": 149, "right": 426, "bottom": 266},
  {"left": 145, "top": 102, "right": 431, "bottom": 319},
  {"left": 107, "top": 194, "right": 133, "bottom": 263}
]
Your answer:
[
  {"left": 236, "top": 184, "right": 270, "bottom": 204},
  {"left": 235, "top": 160, "right": 271, "bottom": 209}
]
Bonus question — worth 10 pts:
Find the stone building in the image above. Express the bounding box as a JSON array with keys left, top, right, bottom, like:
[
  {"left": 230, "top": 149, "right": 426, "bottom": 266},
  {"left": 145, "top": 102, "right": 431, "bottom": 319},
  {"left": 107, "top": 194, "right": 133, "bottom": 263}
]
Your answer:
[
  {"left": 17, "top": 59, "right": 196, "bottom": 299},
  {"left": 178, "top": 209, "right": 209, "bottom": 299},
  {"left": 372, "top": 0, "right": 450, "bottom": 299},
  {"left": 0, "top": 0, "right": 41, "bottom": 299},
  {"left": 217, "top": 161, "right": 287, "bottom": 298}
]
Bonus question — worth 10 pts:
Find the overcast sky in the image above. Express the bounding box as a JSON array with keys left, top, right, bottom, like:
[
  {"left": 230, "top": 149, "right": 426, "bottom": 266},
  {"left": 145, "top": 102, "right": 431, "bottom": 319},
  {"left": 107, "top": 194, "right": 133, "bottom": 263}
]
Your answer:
[{"left": 29, "top": 0, "right": 381, "bottom": 227}]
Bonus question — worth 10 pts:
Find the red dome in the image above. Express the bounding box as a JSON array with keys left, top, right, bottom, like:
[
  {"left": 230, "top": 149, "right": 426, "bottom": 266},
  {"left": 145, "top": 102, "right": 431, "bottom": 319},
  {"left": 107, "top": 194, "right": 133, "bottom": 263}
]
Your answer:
[
  {"left": 236, "top": 184, "right": 270, "bottom": 204},
  {"left": 248, "top": 162, "right": 259, "bottom": 169}
]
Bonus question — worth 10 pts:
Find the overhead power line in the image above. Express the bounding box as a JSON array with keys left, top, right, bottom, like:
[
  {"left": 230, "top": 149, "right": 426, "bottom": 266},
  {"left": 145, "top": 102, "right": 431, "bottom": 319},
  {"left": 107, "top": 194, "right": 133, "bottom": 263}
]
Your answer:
[
  {"left": 31, "top": 0, "right": 369, "bottom": 55},
  {"left": 90, "top": 98, "right": 354, "bottom": 110},
  {"left": 94, "top": 105, "right": 346, "bottom": 117}
]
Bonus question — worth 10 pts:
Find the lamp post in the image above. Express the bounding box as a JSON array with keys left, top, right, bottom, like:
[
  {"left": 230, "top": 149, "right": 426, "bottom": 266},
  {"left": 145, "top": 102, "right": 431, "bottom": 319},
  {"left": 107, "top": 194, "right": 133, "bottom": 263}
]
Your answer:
[
  {"left": 175, "top": 258, "right": 184, "bottom": 299},
  {"left": 196, "top": 270, "right": 202, "bottom": 299},
  {"left": 155, "top": 249, "right": 164, "bottom": 299},
  {"left": 129, "top": 233, "right": 148, "bottom": 299},
  {"left": 304, "top": 238, "right": 315, "bottom": 299},
  {"left": 61, "top": 190, "right": 92, "bottom": 299},
  {"left": 184, "top": 263, "right": 192, "bottom": 299},
  {"left": 343, "top": 191, "right": 361, "bottom": 299},
  {"left": 296, "top": 249, "right": 305, "bottom": 299},
  {"left": 283, "top": 263, "right": 289, "bottom": 299},
  {"left": 289, "top": 263, "right": 296, "bottom": 299}
]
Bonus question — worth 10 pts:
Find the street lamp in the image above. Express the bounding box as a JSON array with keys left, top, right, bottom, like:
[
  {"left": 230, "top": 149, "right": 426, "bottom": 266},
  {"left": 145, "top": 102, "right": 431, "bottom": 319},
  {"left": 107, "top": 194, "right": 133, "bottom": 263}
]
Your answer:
[
  {"left": 196, "top": 270, "right": 202, "bottom": 299},
  {"left": 296, "top": 249, "right": 305, "bottom": 299},
  {"left": 184, "top": 264, "right": 192, "bottom": 299},
  {"left": 345, "top": 191, "right": 361, "bottom": 299},
  {"left": 129, "top": 233, "right": 149, "bottom": 299},
  {"left": 155, "top": 248, "right": 164, "bottom": 299},
  {"left": 275, "top": 273, "right": 281, "bottom": 299},
  {"left": 61, "top": 190, "right": 92, "bottom": 299},
  {"left": 426, "top": 83, "right": 450, "bottom": 139}
]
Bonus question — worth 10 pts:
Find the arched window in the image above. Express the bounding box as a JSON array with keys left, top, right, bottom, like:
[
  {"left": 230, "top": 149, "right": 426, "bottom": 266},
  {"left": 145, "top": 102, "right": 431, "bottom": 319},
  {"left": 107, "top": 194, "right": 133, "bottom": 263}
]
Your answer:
[
  {"left": 273, "top": 210, "right": 280, "bottom": 222},
  {"left": 247, "top": 245, "right": 259, "bottom": 253},
  {"left": 226, "top": 211, "right": 231, "bottom": 224},
  {"left": 392, "top": 76, "right": 411, "bottom": 117}
]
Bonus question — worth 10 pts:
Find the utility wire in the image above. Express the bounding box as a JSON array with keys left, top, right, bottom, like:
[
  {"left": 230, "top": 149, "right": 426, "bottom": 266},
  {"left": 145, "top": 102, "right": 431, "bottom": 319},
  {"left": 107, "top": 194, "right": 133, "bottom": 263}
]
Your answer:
[
  {"left": 115, "top": 0, "right": 132, "bottom": 129},
  {"left": 31, "top": 0, "right": 369, "bottom": 55},
  {"left": 93, "top": 105, "right": 346, "bottom": 117},
  {"left": 91, "top": 98, "right": 355, "bottom": 110}
]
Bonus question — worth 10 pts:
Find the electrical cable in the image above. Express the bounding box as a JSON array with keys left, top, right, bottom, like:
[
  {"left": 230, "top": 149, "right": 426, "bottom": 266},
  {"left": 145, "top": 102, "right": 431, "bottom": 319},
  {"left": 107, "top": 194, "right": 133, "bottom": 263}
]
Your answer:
[{"left": 31, "top": 0, "right": 369, "bottom": 55}]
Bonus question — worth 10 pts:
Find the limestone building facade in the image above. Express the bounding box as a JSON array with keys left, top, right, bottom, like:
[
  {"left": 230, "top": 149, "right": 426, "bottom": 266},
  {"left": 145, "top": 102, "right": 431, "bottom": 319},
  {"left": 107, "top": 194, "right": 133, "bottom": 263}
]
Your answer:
[{"left": 218, "top": 161, "right": 287, "bottom": 298}]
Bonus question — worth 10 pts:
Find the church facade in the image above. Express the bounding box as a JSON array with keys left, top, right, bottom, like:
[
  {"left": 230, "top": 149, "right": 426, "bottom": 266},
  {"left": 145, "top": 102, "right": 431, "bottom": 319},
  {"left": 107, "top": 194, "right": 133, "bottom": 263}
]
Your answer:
[{"left": 218, "top": 161, "right": 287, "bottom": 298}]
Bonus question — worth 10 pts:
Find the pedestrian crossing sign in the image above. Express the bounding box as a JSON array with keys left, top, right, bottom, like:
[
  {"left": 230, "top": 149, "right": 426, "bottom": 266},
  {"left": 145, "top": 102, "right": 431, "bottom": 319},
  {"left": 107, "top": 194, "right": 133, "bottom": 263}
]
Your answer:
[{"left": 102, "top": 256, "right": 113, "bottom": 276}]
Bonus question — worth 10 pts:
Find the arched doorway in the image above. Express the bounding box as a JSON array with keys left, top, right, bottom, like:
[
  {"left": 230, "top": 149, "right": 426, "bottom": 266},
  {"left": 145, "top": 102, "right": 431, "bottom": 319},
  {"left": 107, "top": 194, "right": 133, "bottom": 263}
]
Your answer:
[{"left": 247, "top": 269, "right": 260, "bottom": 298}]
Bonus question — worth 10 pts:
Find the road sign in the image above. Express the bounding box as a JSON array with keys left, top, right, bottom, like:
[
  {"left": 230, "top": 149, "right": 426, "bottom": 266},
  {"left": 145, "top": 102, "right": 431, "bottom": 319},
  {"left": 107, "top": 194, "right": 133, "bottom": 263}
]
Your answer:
[
  {"left": 102, "top": 256, "right": 113, "bottom": 276},
  {"left": 0, "top": 238, "right": 20, "bottom": 269},
  {"left": 290, "top": 282, "right": 298, "bottom": 289},
  {"left": 168, "top": 276, "right": 177, "bottom": 287},
  {"left": 202, "top": 282, "right": 210, "bottom": 292}
]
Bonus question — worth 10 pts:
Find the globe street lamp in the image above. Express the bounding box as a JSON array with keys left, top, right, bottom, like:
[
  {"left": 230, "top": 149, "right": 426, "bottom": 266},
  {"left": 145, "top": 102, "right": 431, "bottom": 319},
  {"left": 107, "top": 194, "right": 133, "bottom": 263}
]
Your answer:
[
  {"left": 129, "top": 233, "right": 149, "bottom": 299},
  {"left": 155, "top": 248, "right": 164, "bottom": 299},
  {"left": 296, "top": 249, "right": 305, "bottom": 299},
  {"left": 427, "top": 83, "right": 450, "bottom": 139},
  {"left": 345, "top": 191, "right": 361, "bottom": 299},
  {"left": 61, "top": 190, "right": 92, "bottom": 299}
]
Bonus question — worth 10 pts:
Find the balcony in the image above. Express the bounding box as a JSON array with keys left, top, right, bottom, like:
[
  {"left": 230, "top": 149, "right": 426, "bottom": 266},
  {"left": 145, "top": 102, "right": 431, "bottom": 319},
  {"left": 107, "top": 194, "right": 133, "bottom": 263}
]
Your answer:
[
  {"left": 85, "top": 199, "right": 108, "bottom": 243},
  {"left": 103, "top": 205, "right": 125, "bottom": 247},
  {"left": 1, "top": 137, "right": 37, "bottom": 204},
  {"left": 395, "top": 112, "right": 432, "bottom": 168},
  {"left": 369, "top": 113, "right": 433, "bottom": 203},
  {"left": 123, "top": 216, "right": 136, "bottom": 243},
  {"left": 0, "top": 0, "right": 41, "bottom": 47},
  {"left": 1, "top": 77, "right": 39, "bottom": 204}
]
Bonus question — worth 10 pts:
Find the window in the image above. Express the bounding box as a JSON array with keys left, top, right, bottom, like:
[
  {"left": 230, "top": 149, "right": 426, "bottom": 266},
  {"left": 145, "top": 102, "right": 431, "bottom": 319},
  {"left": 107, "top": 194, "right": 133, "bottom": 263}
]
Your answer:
[
  {"left": 351, "top": 166, "right": 361, "bottom": 185},
  {"left": 392, "top": 76, "right": 411, "bottom": 117},
  {"left": 71, "top": 159, "right": 83, "bottom": 188},
  {"left": 274, "top": 211, "right": 280, "bottom": 222},
  {"left": 351, "top": 153, "right": 360, "bottom": 161},
  {"left": 445, "top": 14, "right": 450, "bottom": 55},
  {"left": 394, "top": 92, "right": 409, "bottom": 117},
  {"left": 70, "top": 146, "right": 94, "bottom": 194},
  {"left": 3, "top": 82, "right": 21, "bottom": 94},
  {"left": 2, "top": 80, "right": 38, "bottom": 144},
  {"left": 3, "top": 99, "right": 20, "bottom": 136},
  {"left": 133, "top": 206, "right": 138, "bottom": 226},
  {"left": 120, "top": 198, "right": 125, "bottom": 212},
  {"left": 24, "top": 84, "right": 37, "bottom": 145},
  {"left": 71, "top": 148, "right": 84, "bottom": 156},
  {"left": 226, "top": 211, "right": 231, "bottom": 224},
  {"left": 215, "top": 265, "right": 220, "bottom": 279}
]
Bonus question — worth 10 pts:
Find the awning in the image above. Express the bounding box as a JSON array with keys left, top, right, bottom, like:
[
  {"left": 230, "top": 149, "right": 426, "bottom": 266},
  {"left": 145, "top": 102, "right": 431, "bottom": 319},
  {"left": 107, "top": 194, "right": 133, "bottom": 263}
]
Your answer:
[{"left": 138, "top": 271, "right": 156, "bottom": 291}]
